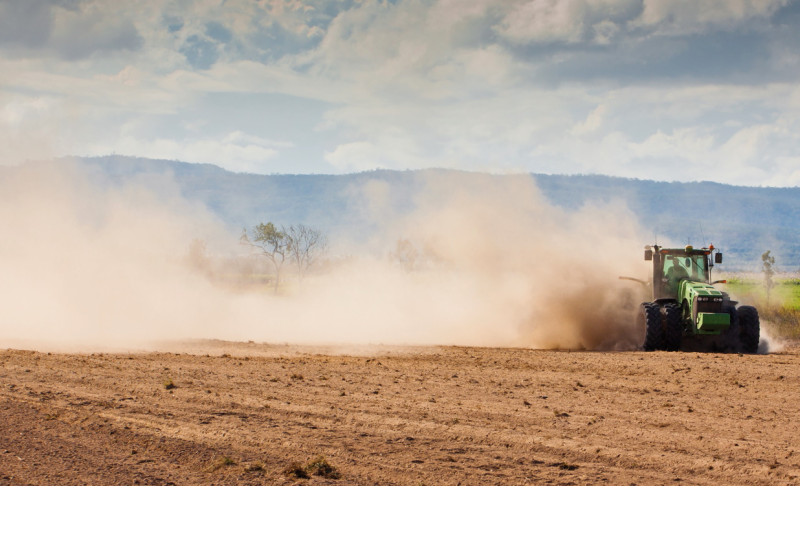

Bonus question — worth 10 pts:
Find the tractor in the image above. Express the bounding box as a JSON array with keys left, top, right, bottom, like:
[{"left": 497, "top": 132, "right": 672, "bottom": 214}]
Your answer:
[{"left": 625, "top": 245, "right": 759, "bottom": 353}]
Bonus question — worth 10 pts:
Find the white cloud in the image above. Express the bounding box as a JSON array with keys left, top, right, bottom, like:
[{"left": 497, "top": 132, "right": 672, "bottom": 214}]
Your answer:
[
  {"left": 571, "top": 104, "right": 607, "bottom": 136},
  {"left": 1, "top": 95, "right": 55, "bottom": 129},
  {"left": 637, "top": 0, "right": 789, "bottom": 34},
  {"left": 2, "top": 0, "right": 800, "bottom": 186},
  {"left": 497, "top": 0, "right": 592, "bottom": 44},
  {"left": 496, "top": 0, "right": 643, "bottom": 44},
  {"left": 88, "top": 132, "right": 282, "bottom": 174},
  {"left": 522, "top": 82, "right": 800, "bottom": 186},
  {"left": 494, "top": 0, "right": 788, "bottom": 45},
  {"left": 49, "top": 1, "right": 143, "bottom": 59},
  {"left": 324, "top": 137, "right": 424, "bottom": 172}
]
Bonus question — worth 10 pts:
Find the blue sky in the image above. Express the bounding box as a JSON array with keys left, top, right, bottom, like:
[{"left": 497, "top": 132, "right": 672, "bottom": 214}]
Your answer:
[{"left": 2, "top": 0, "right": 799, "bottom": 185}]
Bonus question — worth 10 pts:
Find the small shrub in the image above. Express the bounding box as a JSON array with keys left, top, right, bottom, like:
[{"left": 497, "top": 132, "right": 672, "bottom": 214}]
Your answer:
[
  {"left": 163, "top": 378, "right": 176, "bottom": 390},
  {"left": 305, "top": 455, "right": 340, "bottom": 479},
  {"left": 283, "top": 456, "right": 341, "bottom": 480},
  {"left": 284, "top": 462, "right": 310, "bottom": 479}
]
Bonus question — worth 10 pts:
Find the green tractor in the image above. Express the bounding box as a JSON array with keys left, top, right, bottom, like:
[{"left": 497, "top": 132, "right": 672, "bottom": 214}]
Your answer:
[{"left": 630, "top": 245, "right": 759, "bottom": 353}]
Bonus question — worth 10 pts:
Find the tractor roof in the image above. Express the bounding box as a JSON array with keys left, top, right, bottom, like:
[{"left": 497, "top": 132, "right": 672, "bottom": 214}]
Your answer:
[{"left": 659, "top": 248, "right": 710, "bottom": 256}]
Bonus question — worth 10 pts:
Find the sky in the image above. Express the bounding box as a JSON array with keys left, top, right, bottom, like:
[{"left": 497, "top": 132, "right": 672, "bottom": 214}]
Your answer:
[{"left": 2, "top": 0, "right": 800, "bottom": 186}]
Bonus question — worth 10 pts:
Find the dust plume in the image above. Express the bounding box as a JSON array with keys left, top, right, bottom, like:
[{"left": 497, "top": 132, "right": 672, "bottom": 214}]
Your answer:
[{"left": 0, "top": 162, "right": 649, "bottom": 351}]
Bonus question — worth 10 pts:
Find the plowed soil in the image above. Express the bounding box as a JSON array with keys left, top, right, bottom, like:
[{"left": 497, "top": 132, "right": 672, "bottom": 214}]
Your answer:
[{"left": 2, "top": 340, "right": 799, "bottom": 485}]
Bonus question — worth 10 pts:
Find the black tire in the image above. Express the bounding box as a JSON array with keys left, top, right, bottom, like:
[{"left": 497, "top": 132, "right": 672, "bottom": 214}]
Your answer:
[
  {"left": 638, "top": 302, "right": 663, "bottom": 351},
  {"left": 737, "top": 306, "right": 760, "bottom": 354},
  {"left": 722, "top": 304, "right": 739, "bottom": 352},
  {"left": 662, "top": 303, "right": 683, "bottom": 351}
]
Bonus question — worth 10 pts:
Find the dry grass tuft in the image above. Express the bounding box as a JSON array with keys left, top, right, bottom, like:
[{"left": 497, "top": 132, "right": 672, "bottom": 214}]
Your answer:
[
  {"left": 305, "top": 455, "right": 341, "bottom": 479},
  {"left": 208, "top": 456, "right": 236, "bottom": 472},
  {"left": 283, "top": 455, "right": 341, "bottom": 480},
  {"left": 283, "top": 462, "right": 310, "bottom": 479}
]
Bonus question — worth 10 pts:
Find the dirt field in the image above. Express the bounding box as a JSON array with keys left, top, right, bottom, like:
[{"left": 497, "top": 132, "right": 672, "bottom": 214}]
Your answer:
[{"left": 1, "top": 339, "right": 799, "bottom": 485}]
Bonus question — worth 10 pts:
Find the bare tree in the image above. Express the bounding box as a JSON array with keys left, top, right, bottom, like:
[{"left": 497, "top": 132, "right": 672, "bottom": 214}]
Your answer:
[
  {"left": 762, "top": 250, "right": 776, "bottom": 306},
  {"left": 241, "top": 222, "right": 290, "bottom": 293},
  {"left": 286, "top": 224, "right": 326, "bottom": 279}
]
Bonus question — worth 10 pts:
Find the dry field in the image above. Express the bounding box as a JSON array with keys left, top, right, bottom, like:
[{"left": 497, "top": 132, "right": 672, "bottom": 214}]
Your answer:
[{"left": 1, "top": 340, "right": 799, "bottom": 486}]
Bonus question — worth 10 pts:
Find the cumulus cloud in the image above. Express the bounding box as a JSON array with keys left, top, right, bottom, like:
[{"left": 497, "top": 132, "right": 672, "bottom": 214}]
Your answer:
[
  {"left": 0, "top": 0, "right": 143, "bottom": 59},
  {"left": 527, "top": 82, "right": 800, "bottom": 186},
  {"left": 636, "top": 0, "right": 789, "bottom": 34},
  {"left": 92, "top": 131, "right": 286, "bottom": 174},
  {"left": 494, "top": 0, "right": 788, "bottom": 45},
  {"left": 496, "top": 0, "right": 641, "bottom": 45},
  {"left": 2, "top": 0, "right": 800, "bottom": 185},
  {"left": 49, "top": 2, "right": 143, "bottom": 59}
]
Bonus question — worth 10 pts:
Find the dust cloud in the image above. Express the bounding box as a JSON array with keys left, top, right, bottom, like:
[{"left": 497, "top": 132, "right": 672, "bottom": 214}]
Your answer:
[{"left": 0, "top": 161, "right": 649, "bottom": 351}]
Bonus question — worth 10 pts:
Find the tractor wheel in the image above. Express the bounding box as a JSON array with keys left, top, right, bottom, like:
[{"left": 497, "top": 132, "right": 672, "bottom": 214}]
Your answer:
[
  {"left": 662, "top": 303, "right": 682, "bottom": 351},
  {"left": 722, "top": 304, "right": 739, "bottom": 352},
  {"left": 737, "top": 306, "right": 760, "bottom": 354},
  {"left": 637, "top": 302, "right": 662, "bottom": 351}
]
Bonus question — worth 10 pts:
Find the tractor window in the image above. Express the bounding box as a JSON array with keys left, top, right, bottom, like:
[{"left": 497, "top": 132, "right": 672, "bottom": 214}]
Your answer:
[
  {"left": 663, "top": 254, "right": 708, "bottom": 282},
  {"left": 690, "top": 255, "right": 709, "bottom": 281}
]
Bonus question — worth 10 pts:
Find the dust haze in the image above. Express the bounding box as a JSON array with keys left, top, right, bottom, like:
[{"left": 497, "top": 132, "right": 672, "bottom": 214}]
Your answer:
[{"left": 0, "top": 161, "right": 649, "bottom": 351}]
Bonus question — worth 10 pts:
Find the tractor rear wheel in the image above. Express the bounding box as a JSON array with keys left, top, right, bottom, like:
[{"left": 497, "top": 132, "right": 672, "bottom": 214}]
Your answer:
[
  {"left": 737, "top": 306, "right": 760, "bottom": 354},
  {"left": 722, "top": 304, "right": 739, "bottom": 352},
  {"left": 638, "top": 302, "right": 662, "bottom": 351},
  {"left": 662, "top": 303, "right": 682, "bottom": 351}
]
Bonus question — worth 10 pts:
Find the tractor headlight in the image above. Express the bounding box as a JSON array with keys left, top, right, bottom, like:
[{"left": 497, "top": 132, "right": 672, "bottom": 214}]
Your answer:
[{"left": 697, "top": 296, "right": 709, "bottom": 302}]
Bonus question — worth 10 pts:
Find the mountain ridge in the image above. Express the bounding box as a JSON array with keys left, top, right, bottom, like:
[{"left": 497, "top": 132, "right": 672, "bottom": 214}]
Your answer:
[{"left": 4, "top": 155, "right": 798, "bottom": 270}]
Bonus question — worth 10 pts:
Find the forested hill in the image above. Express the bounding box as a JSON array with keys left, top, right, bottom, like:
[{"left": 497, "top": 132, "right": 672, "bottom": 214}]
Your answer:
[{"left": 5, "top": 156, "right": 800, "bottom": 270}]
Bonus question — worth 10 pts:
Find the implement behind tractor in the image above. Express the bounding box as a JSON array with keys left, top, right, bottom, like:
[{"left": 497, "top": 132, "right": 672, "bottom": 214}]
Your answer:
[{"left": 628, "top": 245, "right": 759, "bottom": 353}]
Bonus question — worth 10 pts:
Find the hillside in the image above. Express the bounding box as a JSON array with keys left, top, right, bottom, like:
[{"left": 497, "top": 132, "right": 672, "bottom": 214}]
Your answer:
[
  {"left": 4, "top": 156, "right": 799, "bottom": 270},
  {"left": 535, "top": 174, "right": 800, "bottom": 270}
]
